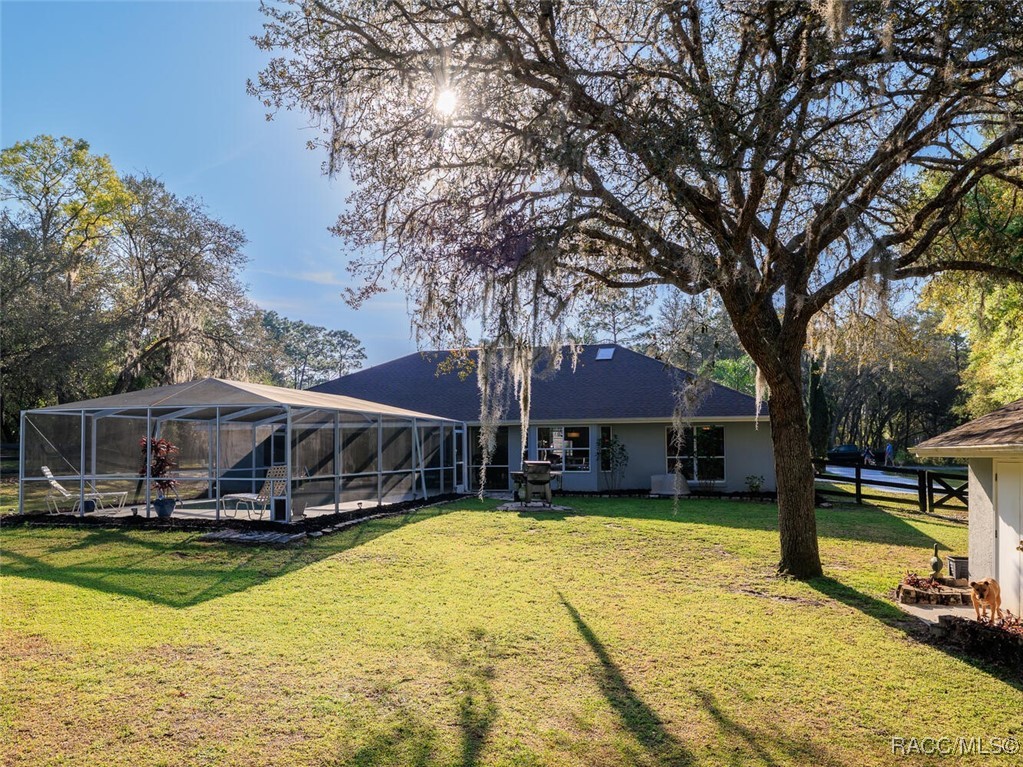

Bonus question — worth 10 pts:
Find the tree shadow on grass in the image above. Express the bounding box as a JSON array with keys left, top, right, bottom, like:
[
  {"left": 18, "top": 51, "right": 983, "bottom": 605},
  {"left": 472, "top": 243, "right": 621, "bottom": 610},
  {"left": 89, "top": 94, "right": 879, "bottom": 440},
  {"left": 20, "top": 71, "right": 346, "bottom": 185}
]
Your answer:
[
  {"left": 321, "top": 627, "right": 497, "bottom": 767},
  {"left": 561, "top": 592, "right": 850, "bottom": 766},
  {"left": 456, "top": 663, "right": 497, "bottom": 767},
  {"left": 335, "top": 698, "right": 439, "bottom": 767},
  {"left": 691, "top": 688, "right": 842, "bottom": 767},
  {"left": 0, "top": 509, "right": 448, "bottom": 609},
  {"left": 808, "top": 576, "right": 1023, "bottom": 690},
  {"left": 448, "top": 626, "right": 499, "bottom": 767},
  {"left": 519, "top": 497, "right": 950, "bottom": 549},
  {"left": 559, "top": 592, "right": 693, "bottom": 766},
  {"left": 514, "top": 510, "right": 569, "bottom": 522}
]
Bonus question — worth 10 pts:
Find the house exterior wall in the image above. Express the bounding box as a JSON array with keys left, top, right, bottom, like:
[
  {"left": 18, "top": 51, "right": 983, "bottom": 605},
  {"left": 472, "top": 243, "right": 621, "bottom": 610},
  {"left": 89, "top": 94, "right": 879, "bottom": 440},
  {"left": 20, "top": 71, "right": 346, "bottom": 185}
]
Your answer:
[
  {"left": 613, "top": 423, "right": 669, "bottom": 490},
  {"left": 605, "top": 422, "right": 775, "bottom": 492},
  {"left": 472, "top": 420, "right": 774, "bottom": 493},
  {"left": 722, "top": 421, "right": 776, "bottom": 492},
  {"left": 967, "top": 458, "right": 997, "bottom": 580}
]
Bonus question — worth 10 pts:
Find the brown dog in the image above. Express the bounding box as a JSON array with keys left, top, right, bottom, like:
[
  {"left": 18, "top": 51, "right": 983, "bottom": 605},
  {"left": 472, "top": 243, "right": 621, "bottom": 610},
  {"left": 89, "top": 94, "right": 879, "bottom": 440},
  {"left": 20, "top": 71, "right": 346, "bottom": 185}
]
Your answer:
[{"left": 970, "top": 578, "right": 1002, "bottom": 622}]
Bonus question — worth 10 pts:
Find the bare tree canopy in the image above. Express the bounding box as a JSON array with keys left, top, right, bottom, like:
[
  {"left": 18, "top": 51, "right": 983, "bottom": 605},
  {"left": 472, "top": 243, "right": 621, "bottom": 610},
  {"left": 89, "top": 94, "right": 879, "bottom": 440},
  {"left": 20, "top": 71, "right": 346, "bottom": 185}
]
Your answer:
[{"left": 254, "top": 0, "right": 1023, "bottom": 577}]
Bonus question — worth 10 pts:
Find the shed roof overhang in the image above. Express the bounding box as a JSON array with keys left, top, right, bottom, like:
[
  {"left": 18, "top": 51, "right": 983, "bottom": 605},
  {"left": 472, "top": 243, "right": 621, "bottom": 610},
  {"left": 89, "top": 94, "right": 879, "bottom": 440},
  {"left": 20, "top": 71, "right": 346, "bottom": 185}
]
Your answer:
[
  {"left": 913, "top": 444, "right": 1023, "bottom": 459},
  {"left": 913, "top": 397, "right": 1023, "bottom": 459}
]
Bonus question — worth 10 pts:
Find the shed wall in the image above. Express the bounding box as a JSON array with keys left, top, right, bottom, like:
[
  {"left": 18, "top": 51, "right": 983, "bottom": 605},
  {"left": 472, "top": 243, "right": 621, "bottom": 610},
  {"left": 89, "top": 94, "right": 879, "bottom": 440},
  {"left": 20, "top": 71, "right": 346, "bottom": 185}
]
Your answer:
[{"left": 968, "top": 458, "right": 996, "bottom": 580}]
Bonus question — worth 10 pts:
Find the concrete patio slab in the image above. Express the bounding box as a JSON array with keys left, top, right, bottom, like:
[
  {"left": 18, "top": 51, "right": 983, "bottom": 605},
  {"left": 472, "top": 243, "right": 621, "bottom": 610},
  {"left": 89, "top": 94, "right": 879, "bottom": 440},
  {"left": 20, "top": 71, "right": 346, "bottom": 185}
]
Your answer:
[
  {"left": 495, "top": 502, "right": 573, "bottom": 512},
  {"left": 897, "top": 600, "right": 975, "bottom": 625}
]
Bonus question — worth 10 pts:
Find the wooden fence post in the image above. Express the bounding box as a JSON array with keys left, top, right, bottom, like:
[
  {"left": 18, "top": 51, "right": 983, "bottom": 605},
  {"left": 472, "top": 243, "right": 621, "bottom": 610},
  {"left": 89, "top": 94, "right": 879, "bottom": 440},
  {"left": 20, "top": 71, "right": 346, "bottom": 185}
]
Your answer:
[
  {"left": 918, "top": 471, "right": 928, "bottom": 514},
  {"left": 855, "top": 464, "right": 862, "bottom": 505}
]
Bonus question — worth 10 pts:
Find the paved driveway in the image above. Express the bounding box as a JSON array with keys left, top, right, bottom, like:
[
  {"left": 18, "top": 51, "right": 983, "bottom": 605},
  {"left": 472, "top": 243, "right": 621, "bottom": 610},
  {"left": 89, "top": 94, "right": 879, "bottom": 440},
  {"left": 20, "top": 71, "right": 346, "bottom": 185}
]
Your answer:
[{"left": 820, "top": 465, "right": 919, "bottom": 495}]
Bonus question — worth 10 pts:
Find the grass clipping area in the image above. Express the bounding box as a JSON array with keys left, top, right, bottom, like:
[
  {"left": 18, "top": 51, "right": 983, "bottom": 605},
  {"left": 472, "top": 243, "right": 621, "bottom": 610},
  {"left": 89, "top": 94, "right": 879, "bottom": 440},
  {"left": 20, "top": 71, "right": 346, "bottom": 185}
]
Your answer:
[{"left": 1, "top": 499, "right": 1019, "bottom": 766}]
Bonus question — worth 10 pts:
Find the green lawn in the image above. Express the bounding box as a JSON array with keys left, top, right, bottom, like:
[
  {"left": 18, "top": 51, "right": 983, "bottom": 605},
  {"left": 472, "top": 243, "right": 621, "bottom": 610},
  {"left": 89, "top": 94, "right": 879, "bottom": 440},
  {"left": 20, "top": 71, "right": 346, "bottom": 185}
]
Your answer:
[
  {"left": 815, "top": 478, "right": 969, "bottom": 521},
  {"left": 0, "top": 456, "right": 20, "bottom": 514},
  {"left": 1, "top": 499, "right": 1019, "bottom": 766}
]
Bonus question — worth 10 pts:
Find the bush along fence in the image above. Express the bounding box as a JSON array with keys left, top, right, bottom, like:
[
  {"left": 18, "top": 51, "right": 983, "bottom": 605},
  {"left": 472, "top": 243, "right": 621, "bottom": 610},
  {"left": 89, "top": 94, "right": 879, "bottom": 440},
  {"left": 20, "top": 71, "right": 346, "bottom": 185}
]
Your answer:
[{"left": 812, "top": 460, "right": 968, "bottom": 514}]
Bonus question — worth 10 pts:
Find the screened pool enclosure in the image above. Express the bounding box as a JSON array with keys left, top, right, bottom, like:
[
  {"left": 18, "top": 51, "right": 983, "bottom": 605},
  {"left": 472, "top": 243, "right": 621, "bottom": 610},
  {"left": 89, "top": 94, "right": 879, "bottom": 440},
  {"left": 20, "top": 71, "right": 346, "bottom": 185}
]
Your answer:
[{"left": 18, "top": 379, "right": 466, "bottom": 522}]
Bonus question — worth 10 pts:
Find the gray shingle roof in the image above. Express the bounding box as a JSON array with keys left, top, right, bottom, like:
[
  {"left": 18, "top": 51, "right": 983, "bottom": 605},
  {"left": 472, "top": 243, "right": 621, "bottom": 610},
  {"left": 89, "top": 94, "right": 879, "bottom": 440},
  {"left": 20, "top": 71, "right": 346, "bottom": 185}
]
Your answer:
[
  {"left": 312, "top": 345, "right": 766, "bottom": 423},
  {"left": 914, "top": 397, "right": 1023, "bottom": 456}
]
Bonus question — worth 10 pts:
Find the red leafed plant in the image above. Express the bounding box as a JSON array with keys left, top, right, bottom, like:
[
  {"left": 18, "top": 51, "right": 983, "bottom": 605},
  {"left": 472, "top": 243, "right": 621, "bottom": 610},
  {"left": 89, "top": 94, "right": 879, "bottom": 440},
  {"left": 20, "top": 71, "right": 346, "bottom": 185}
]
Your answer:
[
  {"left": 139, "top": 437, "right": 179, "bottom": 495},
  {"left": 992, "top": 611, "right": 1023, "bottom": 638},
  {"left": 902, "top": 572, "right": 943, "bottom": 591}
]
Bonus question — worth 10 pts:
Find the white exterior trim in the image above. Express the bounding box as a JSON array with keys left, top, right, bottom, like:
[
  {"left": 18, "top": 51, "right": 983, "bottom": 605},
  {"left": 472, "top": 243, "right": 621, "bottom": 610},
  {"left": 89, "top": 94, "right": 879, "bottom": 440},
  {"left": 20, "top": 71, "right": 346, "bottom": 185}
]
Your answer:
[{"left": 915, "top": 445, "right": 1023, "bottom": 458}]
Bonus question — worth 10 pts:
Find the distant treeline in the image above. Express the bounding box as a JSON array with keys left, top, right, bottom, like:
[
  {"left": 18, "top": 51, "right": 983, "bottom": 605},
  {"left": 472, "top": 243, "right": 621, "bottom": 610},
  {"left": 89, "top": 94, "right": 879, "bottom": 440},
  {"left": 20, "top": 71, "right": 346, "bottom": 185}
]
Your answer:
[{"left": 0, "top": 135, "right": 365, "bottom": 441}]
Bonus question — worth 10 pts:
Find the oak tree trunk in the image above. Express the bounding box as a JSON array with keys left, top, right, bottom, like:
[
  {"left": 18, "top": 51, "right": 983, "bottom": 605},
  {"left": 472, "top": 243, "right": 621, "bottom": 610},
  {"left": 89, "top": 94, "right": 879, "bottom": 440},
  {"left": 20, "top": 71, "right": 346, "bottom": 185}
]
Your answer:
[
  {"left": 766, "top": 369, "right": 823, "bottom": 578},
  {"left": 721, "top": 292, "right": 823, "bottom": 579}
]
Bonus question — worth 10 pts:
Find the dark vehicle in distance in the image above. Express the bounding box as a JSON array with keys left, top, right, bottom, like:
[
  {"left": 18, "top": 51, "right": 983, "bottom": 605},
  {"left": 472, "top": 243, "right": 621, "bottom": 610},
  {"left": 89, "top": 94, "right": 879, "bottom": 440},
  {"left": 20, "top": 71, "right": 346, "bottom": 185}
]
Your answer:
[{"left": 827, "top": 444, "right": 863, "bottom": 465}]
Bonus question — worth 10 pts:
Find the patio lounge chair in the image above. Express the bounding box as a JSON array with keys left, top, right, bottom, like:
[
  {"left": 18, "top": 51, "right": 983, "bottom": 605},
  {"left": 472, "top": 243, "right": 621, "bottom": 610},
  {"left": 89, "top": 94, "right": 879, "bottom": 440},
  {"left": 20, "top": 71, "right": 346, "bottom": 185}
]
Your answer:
[
  {"left": 522, "top": 461, "right": 553, "bottom": 507},
  {"left": 222, "top": 466, "right": 289, "bottom": 520},
  {"left": 41, "top": 466, "right": 128, "bottom": 513}
]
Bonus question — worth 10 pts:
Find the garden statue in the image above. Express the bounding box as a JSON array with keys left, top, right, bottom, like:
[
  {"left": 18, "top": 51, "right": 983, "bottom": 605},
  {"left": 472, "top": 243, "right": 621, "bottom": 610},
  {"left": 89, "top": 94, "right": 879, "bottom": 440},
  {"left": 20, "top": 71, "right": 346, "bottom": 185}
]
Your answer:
[{"left": 929, "top": 544, "right": 943, "bottom": 579}]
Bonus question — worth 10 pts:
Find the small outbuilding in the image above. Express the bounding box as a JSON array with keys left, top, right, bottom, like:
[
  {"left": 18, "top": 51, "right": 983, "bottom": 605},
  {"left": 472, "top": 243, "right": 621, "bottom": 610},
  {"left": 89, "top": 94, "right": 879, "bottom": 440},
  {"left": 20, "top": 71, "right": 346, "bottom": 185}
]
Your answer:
[
  {"left": 18, "top": 378, "right": 465, "bottom": 521},
  {"left": 915, "top": 398, "right": 1023, "bottom": 616}
]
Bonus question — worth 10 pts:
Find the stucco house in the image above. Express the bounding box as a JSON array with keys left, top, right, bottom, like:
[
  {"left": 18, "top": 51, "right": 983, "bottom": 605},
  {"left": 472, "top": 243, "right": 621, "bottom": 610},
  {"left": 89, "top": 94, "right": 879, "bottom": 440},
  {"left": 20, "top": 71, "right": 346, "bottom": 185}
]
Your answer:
[
  {"left": 313, "top": 345, "right": 774, "bottom": 494},
  {"left": 915, "top": 398, "right": 1023, "bottom": 616}
]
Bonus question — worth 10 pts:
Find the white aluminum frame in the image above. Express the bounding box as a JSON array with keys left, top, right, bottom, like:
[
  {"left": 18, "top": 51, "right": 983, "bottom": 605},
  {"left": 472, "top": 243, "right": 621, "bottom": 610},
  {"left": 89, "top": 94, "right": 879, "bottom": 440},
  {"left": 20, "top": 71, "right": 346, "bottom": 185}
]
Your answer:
[{"left": 19, "top": 400, "right": 464, "bottom": 522}]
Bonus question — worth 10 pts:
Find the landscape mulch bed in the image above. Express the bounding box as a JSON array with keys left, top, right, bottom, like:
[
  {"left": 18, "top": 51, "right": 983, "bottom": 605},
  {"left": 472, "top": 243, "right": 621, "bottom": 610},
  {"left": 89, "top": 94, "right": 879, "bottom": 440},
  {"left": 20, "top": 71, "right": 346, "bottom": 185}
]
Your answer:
[
  {"left": 0, "top": 493, "right": 466, "bottom": 535},
  {"left": 937, "top": 615, "right": 1023, "bottom": 680},
  {"left": 554, "top": 489, "right": 780, "bottom": 502}
]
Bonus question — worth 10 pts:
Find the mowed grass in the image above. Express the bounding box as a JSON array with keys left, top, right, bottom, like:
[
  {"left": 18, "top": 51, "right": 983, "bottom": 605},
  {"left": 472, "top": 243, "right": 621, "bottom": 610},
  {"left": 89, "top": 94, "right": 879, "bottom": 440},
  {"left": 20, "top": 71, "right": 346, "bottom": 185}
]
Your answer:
[
  {"left": 0, "top": 456, "right": 21, "bottom": 515},
  {"left": 1, "top": 499, "right": 1019, "bottom": 767},
  {"left": 816, "top": 478, "right": 969, "bottom": 521}
]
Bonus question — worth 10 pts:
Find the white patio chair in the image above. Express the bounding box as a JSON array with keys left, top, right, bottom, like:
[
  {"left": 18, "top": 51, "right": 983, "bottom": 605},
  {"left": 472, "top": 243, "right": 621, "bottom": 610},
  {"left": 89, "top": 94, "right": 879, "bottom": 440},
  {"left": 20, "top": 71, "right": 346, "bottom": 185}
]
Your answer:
[
  {"left": 40, "top": 466, "right": 128, "bottom": 513},
  {"left": 222, "top": 466, "right": 288, "bottom": 520}
]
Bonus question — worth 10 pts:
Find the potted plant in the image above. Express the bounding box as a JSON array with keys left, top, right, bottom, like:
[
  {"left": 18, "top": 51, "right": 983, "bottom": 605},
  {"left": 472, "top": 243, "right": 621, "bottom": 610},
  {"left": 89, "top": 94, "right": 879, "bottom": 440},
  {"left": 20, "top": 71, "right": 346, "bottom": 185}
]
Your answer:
[{"left": 139, "top": 437, "right": 179, "bottom": 517}]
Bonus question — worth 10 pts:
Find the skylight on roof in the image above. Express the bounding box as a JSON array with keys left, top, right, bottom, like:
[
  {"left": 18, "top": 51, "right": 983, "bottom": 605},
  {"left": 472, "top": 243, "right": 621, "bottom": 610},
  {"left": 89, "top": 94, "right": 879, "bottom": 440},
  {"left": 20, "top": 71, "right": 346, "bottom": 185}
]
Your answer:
[{"left": 595, "top": 347, "right": 615, "bottom": 360}]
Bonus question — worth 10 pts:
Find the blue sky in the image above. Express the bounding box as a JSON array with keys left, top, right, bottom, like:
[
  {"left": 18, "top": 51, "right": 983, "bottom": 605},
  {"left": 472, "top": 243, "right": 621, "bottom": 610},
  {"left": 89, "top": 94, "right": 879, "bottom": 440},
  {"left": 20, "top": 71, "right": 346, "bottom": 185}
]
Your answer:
[{"left": 1, "top": 0, "right": 417, "bottom": 366}]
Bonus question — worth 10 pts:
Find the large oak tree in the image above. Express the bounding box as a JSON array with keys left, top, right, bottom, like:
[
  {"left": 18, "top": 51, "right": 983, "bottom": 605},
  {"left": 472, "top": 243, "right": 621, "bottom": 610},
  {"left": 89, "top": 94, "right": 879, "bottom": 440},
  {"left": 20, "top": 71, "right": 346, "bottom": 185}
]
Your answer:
[{"left": 254, "top": 0, "right": 1023, "bottom": 576}]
